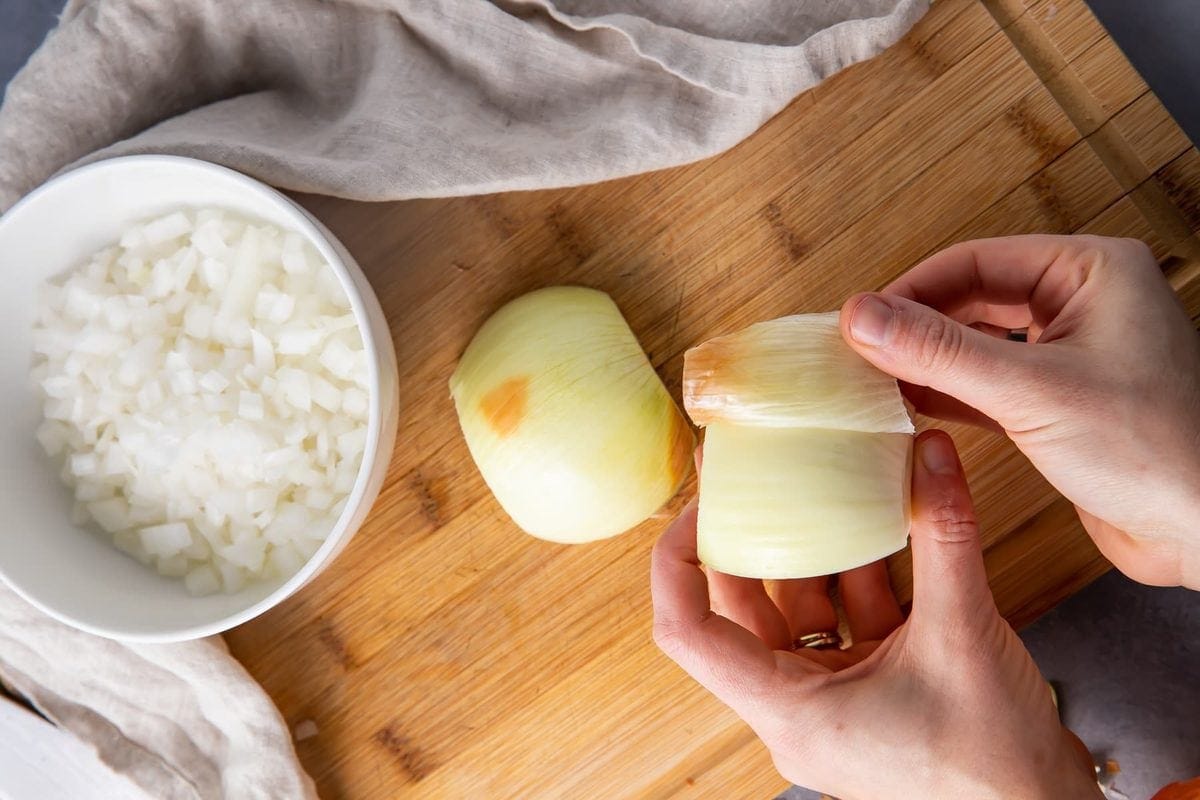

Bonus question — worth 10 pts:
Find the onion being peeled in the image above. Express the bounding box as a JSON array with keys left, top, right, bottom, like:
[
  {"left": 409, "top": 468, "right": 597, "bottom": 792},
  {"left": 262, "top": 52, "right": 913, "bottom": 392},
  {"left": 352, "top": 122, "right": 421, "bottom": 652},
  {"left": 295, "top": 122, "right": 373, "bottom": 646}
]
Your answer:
[{"left": 683, "top": 312, "right": 914, "bottom": 579}]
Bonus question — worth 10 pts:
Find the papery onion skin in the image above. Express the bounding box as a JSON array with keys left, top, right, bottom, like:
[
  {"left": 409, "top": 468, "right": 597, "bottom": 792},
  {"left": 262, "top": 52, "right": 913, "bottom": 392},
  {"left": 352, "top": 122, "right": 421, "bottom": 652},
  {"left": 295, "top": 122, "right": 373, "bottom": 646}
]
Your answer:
[
  {"left": 450, "top": 286, "right": 694, "bottom": 543},
  {"left": 684, "top": 311, "right": 914, "bottom": 434}
]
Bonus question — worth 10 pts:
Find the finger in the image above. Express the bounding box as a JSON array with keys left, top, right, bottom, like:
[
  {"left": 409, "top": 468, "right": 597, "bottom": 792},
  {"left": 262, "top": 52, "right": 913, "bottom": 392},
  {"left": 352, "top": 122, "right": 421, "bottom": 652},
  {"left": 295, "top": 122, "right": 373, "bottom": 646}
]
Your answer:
[
  {"left": 953, "top": 301, "right": 1034, "bottom": 332},
  {"left": 840, "top": 292, "right": 1048, "bottom": 430},
  {"left": 908, "top": 430, "right": 995, "bottom": 626},
  {"left": 964, "top": 321, "right": 1012, "bottom": 340},
  {"left": 899, "top": 382, "right": 1004, "bottom": 432},
  {"left": 887, "top": 235, "right": 1094, "bottom": 326},
  {"left": 771, "top": 577, "right": 838, "bottom": 640},
  {"left": 651, "top": 501, "right": 779, "bottom": 708},
  {"left": 785, "top": 639, "right": 888, "bottom": 673},
  {"left": 707, "top": 571, "right": 793, "bottom": 650},
  {"left": 838, "top": 561, "right": 904, "bottom": 644}
]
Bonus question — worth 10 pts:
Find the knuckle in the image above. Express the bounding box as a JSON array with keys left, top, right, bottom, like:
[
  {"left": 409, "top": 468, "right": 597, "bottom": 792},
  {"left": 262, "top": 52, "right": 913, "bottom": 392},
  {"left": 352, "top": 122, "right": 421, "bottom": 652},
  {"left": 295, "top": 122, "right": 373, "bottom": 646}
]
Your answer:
[
  {"left": 929, "top": 517, "right": 979, "bottom": 545},
  {"left": 1118, "top": 236, "right": 1154, "bottom": 261},
  {"left": 899, "top": 310, "right": 964, "bottom": 374},
  {"left": 652, "top": 620, "right": 686, "bottom": 656},
  {"left": 923, "top": 499, "right": 979, "bottom": 544},
  {"left": 1080, "top": 236, "right": 1156, "bottom": 278}
]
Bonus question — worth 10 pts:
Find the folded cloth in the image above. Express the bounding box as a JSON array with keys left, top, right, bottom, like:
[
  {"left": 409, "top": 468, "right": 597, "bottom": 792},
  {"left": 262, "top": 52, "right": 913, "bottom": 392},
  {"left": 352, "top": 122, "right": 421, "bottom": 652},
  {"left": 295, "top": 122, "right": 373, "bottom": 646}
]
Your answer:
[
  {"left": 0, "top": 585, "right": 317, "bottom": 800},
  {"left": 0, "top": 0, "right": 927, "bottom": 796},
  {"left": 0, "top": 0, "right": 928, "bottom": 211}
]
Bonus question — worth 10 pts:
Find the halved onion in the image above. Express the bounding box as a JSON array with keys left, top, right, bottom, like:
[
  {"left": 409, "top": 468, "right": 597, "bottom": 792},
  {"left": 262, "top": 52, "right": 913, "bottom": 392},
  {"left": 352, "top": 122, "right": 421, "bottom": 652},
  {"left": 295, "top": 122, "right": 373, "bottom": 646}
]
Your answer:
[{"left": 451, "top": 287, "right": 693, "bottom": 543}]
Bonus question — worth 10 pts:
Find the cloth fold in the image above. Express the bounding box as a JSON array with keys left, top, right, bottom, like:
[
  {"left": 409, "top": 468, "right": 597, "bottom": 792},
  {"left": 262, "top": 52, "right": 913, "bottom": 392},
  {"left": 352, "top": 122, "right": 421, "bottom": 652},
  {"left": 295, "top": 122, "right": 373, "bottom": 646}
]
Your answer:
[
  {"left": 0, "top": 587, "right": 317, "bottom": 799},
  {"left": 0, "top": 0, "right": 927, "bottom": 796},
  {"left": 0, "top": 0, "right": 929, "bottom": 210}
]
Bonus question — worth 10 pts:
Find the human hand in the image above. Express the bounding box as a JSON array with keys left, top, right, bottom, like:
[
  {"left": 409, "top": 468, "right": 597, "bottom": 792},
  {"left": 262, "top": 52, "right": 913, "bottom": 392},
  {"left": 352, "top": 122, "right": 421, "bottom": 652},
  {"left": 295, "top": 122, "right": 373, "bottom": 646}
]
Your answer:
[
  {"left": 652, "top": 431, "right": 1099, "bottom": 800},
  {"left": 840, "top": 235, "right": 1200, "bottom": 589}
]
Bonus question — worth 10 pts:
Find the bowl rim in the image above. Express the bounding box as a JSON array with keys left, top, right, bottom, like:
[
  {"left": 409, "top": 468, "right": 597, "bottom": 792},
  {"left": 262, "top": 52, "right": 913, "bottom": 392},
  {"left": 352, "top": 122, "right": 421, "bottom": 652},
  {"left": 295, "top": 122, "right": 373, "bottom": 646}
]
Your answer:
[{"left": 0, "top": 154, "right": 392, "bottom": 642}]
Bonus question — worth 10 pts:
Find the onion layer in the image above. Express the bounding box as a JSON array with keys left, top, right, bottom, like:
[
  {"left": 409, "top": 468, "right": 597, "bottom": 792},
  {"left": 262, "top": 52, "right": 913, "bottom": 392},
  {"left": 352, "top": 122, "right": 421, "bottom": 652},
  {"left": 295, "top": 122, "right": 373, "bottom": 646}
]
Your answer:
[{"left": 697, "top": 424, "right": 911, "bottom": 579}]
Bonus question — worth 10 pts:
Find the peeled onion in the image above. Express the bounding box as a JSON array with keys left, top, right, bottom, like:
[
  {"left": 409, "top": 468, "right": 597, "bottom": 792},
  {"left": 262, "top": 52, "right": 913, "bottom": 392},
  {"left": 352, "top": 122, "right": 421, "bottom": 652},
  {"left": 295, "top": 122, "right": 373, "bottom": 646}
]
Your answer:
[
  {"left": 450, "top": 287, "right": 693, "bottom": 543},
  {"left": 683, "top": 312, "right": 913, "bottom": 579}
]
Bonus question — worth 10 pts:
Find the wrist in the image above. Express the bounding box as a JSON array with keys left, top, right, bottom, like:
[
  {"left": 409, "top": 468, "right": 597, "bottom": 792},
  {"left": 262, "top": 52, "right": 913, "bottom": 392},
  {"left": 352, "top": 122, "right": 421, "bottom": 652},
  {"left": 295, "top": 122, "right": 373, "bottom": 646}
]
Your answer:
[
  {"left": 1166, "top": 486, "right": 1200, "bottom": 590},
  {"left": 992, "top": 734, "right": 1102, "bottom": 800},
  {"left": 1032, "top": 747, "right": 1103, "bottom": 800},
  {"left": 1045, "top": 775, "right": 1103, "bottom": 800},
  {"left": 937, "top": 756, "right": 1101, "bottom": 800}
]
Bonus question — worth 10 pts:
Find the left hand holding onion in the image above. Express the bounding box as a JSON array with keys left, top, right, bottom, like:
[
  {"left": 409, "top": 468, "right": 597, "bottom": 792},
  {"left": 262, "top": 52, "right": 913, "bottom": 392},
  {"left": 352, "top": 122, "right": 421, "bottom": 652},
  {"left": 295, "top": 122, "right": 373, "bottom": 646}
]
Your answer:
[{"left": 652, "top": 431, "right": 1101, "bottom": 800}]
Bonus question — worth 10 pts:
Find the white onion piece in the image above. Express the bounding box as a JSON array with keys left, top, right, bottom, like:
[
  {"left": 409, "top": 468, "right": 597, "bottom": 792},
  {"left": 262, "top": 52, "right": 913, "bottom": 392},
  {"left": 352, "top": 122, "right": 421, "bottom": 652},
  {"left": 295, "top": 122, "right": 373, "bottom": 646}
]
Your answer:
[
  {"left": 32, "top": 209, "right": 370, "bottom": 595},
  {"left": 697, "top": 424, "right": 912, "bottom": 579}
]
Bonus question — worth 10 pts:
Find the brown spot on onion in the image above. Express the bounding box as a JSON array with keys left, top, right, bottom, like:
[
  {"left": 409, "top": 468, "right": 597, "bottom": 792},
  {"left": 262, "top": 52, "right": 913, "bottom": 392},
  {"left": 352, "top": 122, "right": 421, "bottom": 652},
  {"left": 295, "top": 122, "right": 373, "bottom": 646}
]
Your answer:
[
  {"left": 479, "top": 376, "right": 529, "bottom": 437},
  {"left": 681, "top": 333, "right": 739, "bottom": 427}
]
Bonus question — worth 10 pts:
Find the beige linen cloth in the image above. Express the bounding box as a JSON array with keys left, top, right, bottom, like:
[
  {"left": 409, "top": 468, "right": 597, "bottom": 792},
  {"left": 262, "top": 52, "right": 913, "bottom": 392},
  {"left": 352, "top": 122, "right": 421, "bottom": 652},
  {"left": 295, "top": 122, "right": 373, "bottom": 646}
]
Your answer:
[{"left": 0, "top": 0, "right": 927, "bottom": 796}]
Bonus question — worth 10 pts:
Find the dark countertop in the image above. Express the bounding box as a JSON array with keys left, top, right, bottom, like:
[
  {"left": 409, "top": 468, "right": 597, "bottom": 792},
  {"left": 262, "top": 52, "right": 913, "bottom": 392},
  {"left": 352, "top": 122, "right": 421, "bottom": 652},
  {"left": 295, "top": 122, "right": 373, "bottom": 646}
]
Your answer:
[{"left": 1088, "top": 0, "right": 1200, "bottom": 148}]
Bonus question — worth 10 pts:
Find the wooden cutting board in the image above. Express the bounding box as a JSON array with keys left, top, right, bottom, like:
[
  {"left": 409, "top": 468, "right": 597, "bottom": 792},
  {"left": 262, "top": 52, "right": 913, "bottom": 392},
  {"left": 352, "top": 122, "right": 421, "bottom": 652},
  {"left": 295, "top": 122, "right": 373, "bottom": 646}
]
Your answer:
[{"left": 225, "top": 0, "right": 1200, "bottom": 797}]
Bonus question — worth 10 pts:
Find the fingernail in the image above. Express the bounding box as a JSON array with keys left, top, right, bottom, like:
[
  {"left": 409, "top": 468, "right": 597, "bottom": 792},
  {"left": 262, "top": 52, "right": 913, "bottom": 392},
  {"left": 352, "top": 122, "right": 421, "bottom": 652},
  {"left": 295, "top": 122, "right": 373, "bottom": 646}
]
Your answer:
[
  {"left": 920, "top": 435, "right": 958, "bottom": 476},
  {"left": 849, "top": 295, "right": 894, "bottom": 346}
]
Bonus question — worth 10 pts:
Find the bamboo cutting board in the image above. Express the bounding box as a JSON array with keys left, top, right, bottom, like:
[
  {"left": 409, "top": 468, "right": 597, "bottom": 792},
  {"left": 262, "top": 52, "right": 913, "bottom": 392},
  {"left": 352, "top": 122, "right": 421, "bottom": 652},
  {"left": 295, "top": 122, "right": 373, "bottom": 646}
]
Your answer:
[{"left": 225, "top": 0, "right": 1200, "bottom": 797}]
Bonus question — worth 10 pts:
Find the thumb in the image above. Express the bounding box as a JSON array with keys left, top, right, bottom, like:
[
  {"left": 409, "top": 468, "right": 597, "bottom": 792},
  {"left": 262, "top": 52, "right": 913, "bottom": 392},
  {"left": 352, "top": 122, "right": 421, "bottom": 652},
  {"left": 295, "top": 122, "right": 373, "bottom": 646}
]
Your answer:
[
  {"left": 907, "top": 431, "right": 995, "bottom": 626},
  {"left": 840, "top": 293, "right": 1040, "bottom": 426}
]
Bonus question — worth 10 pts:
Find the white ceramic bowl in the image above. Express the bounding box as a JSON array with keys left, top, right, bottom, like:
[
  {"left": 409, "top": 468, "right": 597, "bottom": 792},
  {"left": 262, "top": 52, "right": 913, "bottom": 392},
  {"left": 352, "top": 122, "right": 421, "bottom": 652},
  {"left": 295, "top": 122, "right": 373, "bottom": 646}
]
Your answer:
[{"left": 0, "top": 156, "right": 398, "bottom": 642}]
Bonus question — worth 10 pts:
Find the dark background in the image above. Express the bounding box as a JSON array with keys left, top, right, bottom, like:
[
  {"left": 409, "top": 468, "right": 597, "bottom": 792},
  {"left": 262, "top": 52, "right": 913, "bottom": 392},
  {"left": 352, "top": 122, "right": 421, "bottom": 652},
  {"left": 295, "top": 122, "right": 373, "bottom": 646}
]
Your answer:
[
  {"left": 1088, "top": 0, "right": 1200, "bottom": 147},
  {"left": 2, "top": 2, "right": 1198, "bottom": 798}
]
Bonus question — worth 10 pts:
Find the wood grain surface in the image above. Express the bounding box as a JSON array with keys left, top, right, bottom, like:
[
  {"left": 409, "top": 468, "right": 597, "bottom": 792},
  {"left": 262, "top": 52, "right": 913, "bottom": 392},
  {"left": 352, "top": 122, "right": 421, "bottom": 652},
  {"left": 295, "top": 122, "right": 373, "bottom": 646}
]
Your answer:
[{"left": 224, "top": 1, "right": 1200, "bottom": 797}]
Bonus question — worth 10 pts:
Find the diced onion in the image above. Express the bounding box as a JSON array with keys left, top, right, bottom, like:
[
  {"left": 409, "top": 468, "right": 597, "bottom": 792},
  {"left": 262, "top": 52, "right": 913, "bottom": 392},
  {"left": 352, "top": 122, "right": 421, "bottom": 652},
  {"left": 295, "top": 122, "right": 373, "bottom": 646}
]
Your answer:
[{"left": 32, "top": 209, "right": 371, "bottom": 595}]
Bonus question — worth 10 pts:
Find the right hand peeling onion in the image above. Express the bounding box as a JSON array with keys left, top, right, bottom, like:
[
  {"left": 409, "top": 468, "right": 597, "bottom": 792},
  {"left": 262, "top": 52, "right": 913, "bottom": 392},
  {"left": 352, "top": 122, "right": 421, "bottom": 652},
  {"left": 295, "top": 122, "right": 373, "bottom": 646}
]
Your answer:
[
  {"left": 683, "top": 312, "right": 914, "bottom": 579},
  {"left": 450, "top": 287, "right": 694, "bottom": 543}
]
